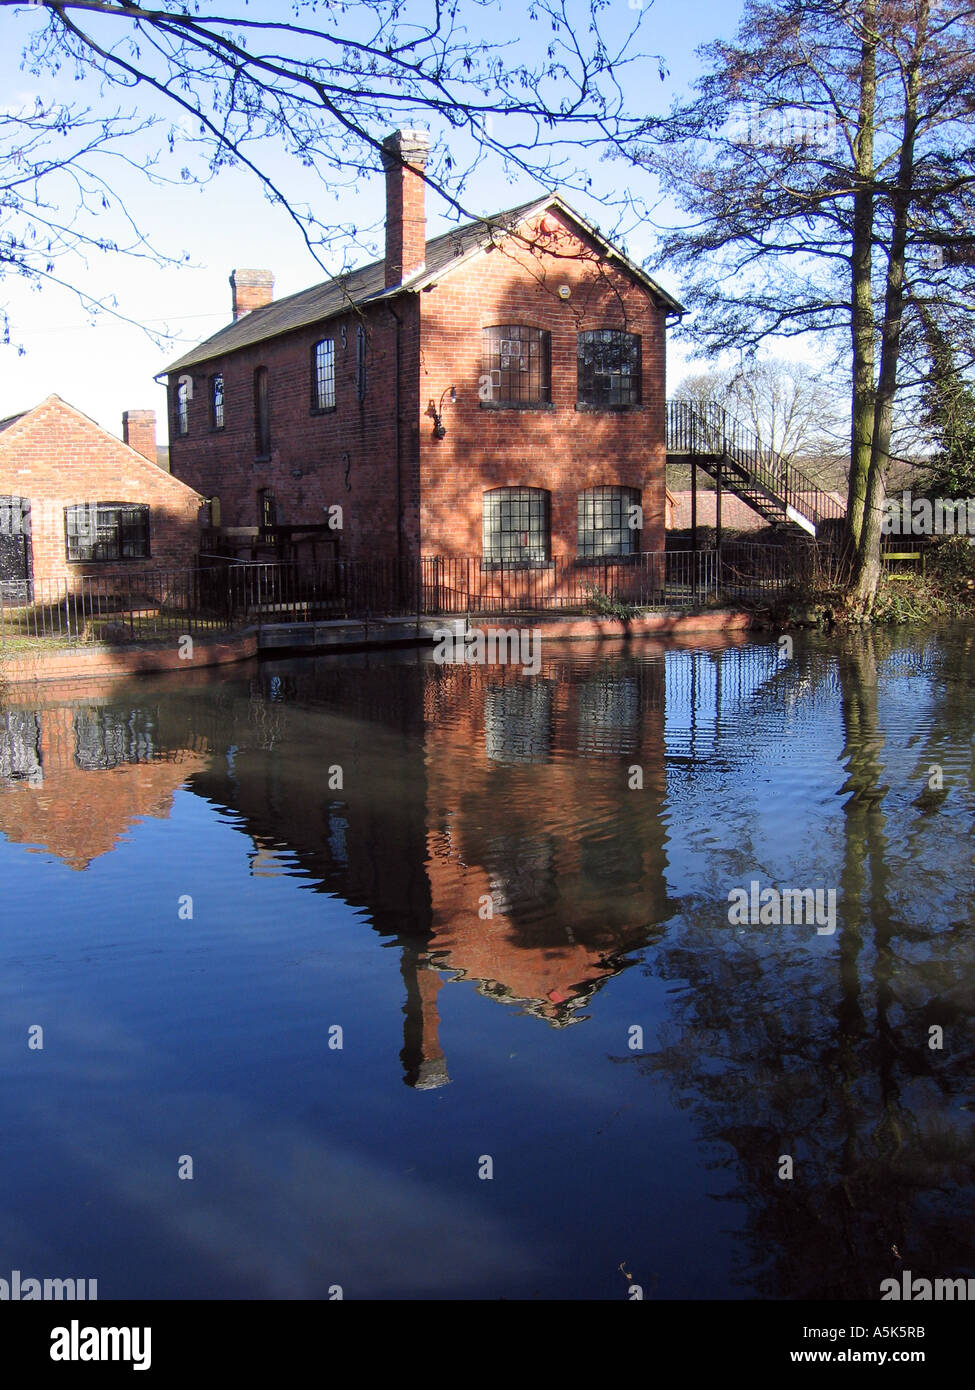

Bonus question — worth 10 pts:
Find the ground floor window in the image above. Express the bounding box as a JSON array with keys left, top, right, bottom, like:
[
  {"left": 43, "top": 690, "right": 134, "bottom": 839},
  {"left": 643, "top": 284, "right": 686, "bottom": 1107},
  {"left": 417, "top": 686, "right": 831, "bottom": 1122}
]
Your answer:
[
  {"left": 483, "top": 487, "right": 550, "bottom": 563},
  {"left": 577, "top": 486, "right": 640, "bottom": 557},
  {"left": 65, "top": 503, "right": 150, "bottom": 562}
]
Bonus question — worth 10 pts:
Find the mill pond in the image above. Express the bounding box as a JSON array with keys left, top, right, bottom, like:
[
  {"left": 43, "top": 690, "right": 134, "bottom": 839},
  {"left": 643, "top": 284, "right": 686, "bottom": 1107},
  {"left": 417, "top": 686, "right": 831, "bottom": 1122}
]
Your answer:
[{"left": 0, "top": 628, "right": 973, "bottom": 1300}]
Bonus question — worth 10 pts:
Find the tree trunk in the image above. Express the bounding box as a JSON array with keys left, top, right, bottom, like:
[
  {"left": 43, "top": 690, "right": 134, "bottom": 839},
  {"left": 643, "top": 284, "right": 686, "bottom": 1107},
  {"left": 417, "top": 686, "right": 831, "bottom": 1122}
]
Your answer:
[
  {"left": 846, "top": 0, "right": 878, "bottom": 564},
  {"left": 851, "top": 0, "right": 929, "bottom": 612}
]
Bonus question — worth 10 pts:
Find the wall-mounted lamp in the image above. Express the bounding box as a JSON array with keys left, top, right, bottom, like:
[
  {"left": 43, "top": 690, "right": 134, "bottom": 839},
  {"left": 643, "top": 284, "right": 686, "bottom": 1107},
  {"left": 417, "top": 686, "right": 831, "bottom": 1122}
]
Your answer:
[{"left": 432, "top": 385, "right": 457, "bottom": 439}]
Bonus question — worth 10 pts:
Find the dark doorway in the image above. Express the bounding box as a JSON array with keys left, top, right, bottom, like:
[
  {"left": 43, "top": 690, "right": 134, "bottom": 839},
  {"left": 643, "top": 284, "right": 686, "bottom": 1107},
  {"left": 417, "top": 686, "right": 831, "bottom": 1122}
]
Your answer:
[{"left": 0, "top": 496, "right": 32, "bottom": 600}]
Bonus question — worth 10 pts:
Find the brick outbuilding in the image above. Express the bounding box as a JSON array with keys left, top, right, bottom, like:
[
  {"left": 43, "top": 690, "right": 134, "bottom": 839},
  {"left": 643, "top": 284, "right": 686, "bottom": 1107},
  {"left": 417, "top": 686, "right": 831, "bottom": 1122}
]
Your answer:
[
  {"left": 0, "top": 395, "right": 204, "bottom": 594},
  {"left": 164, "top": 129, "right": 683, "bottom": 572}
]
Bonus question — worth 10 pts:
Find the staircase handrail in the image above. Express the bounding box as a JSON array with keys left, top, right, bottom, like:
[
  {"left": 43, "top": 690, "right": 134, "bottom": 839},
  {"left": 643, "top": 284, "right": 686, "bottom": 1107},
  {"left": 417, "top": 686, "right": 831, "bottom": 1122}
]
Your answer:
[{"left": 666, "top": 400, "right": 845, "bottom": 528}]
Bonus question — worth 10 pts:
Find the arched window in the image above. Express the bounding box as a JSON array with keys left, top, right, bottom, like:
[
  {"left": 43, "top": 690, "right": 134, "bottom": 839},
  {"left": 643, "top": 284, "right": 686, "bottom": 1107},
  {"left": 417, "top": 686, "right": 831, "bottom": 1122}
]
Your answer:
[
  {"left": 312, "top": 339, "right": 336, "bottom": 411},
  {"left": 577, "top": 486, "right": 640, "bottom": 557},
  {"left": 173, "top": 377, "right": 190, "bottom": 436},
  {"left": 481, "top": 326, "right": 551, "bottom": 404},
  {"left": 577, "top": 330, "right": 641, "bottom": 406},
  {"left": 209, "top": 374, "right": 225, "bottom": 430},
  {"left": 483, "top": 487, "right": 550, "bottom": 563},
  {"left": 254, "top": 366, "right": 271, "bottom": 455}
]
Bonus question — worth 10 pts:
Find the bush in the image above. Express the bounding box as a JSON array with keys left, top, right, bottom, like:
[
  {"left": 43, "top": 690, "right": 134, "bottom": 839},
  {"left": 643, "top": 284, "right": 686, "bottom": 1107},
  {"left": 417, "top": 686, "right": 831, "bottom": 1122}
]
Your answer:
[{"left": 582, "top": 584, "right": 640, "bottom": 620}]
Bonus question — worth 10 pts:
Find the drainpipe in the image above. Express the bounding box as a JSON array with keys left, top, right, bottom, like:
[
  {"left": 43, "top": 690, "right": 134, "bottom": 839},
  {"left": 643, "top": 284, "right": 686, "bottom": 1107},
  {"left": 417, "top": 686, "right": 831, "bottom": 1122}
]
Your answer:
[{"left": 388, "top": 302, "right": 403, "bottom": 566}]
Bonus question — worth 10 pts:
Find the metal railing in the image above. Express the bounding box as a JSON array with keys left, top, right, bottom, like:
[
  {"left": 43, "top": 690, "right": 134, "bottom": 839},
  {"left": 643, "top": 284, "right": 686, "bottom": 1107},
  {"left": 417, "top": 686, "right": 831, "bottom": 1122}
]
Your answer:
[
  {"left": 218, "top": 549, "right": 797, "bottom": 620},
  {"left": 666, "top": 400, "right": 846, "bottom": 531},
  {"left": 0, "top": 569, "right": 243, "bottom": 643},
  {"left": 0, "top": 547, "right": 819, "bottom": 645}
]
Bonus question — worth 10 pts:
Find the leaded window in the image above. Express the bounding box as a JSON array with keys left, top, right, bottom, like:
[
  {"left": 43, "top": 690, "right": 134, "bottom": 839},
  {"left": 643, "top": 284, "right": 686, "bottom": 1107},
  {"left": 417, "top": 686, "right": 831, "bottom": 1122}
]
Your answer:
[
  {"left": 481, "top": 326, "right": 551, "bottom": 404},
  {"left": 312, "top": 339, "right": 335, "bottom": 411},
  {"left": 577, "top": 330, "right": 641, "bottom": 406},
  {"left": 65, "top": 504, "right": 150, "bottom": 562},
  {"left": 577, "top": 486, "right": 640, "bottom": 557},
  {"left": 210, "top": 374, "right": 224, "bottom": 429},
  {"left": 174, "top": 377, "right": 190, "bottom": 435},
  {"left": 483, "top": 487, "right": 550, "bottom": 563}
]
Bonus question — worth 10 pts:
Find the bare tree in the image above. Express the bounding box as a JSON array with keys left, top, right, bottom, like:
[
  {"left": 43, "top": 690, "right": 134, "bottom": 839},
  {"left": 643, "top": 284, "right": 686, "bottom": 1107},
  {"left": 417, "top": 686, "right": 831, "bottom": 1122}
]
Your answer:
[
  {"left": 674, "top": 356, "right": 845, "bottom": 468},
  {"left": 632, "top": 0, "right": 975, "bottom": 613},
  {"left": 0, "top": 0, "right": 665, "bottom": 343}
]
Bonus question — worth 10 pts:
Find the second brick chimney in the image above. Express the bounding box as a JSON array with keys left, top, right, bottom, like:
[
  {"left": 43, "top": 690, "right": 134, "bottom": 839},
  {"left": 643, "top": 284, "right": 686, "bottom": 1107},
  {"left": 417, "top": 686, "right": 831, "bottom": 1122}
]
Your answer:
[
  {"left": 122, "top": 409, "right": 157, "bottom": 465},
  {"left": 230, "top": 268, "right": 274, "bottom": 321},
  {"left": 382, "top": 129, "right": 431, "bottom": 288}
]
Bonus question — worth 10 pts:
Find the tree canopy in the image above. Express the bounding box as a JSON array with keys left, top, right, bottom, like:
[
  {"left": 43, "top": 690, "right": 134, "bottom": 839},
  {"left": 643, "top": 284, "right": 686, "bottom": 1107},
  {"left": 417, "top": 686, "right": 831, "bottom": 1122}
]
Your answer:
[
  {"left": 0, "top": 0, "right": 664, "bottom": 344},
  {"left": 632, "top": 0, "right": 975, "bottom": 609}
]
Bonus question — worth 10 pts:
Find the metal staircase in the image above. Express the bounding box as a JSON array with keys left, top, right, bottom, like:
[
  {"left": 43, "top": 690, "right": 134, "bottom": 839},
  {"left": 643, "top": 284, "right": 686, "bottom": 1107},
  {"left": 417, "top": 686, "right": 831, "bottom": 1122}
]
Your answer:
[{"left": 666, "top": 400, "right": 845, "bottom": 539}]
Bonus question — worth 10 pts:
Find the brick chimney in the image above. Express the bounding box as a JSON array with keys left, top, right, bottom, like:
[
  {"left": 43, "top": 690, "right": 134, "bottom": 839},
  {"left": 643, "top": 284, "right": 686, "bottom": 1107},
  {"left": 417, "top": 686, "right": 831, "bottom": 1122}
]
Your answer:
[
  {"left": 122, "top": 409, "right": 157, "bottom": 465},
  {"left": 230, "top": 268, "right": 274, "bottom": 321},
  {"left": 381, "top": 129, "right": 431, "bottom": 288}
]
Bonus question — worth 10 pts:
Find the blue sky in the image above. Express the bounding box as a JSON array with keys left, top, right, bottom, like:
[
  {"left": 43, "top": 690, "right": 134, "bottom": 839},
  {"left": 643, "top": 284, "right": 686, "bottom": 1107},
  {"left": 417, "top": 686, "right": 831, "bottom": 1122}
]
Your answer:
[{"left": 0, "top": 0, "right": 746, "bottom": 438}]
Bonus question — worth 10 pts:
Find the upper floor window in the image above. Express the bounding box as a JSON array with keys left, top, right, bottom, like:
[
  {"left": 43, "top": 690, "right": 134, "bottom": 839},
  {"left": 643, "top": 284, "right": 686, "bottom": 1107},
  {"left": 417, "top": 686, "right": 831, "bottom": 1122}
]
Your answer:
[
  {"left": 577, "top": 486, "right": 640, "bottom": 558},
  {"left": 355, "top": 324, "right": 367, "bottom": 402},
  {"left": 65, "top": 503, "right": 150, "bottom": 562},
  {"left": 481, "top": 326, "right": 551, "bottom": 405},
  {"left": 174, "top": 377, "right": 190, "bottom": 436},
  {"left": 312, "top": 339, "right": 336, "bottom": 411},
  {"left": 483, "top": 487, "right": 550, "bottom": 563},
  {"left": 254, "top": 366, "right": 270, "bottom": 455},
  {"left": 577, "top": 330, "right": 641, "bottom": 407},
  {"left": 209, "top": 373, "right": 224, "bottom": 430}
]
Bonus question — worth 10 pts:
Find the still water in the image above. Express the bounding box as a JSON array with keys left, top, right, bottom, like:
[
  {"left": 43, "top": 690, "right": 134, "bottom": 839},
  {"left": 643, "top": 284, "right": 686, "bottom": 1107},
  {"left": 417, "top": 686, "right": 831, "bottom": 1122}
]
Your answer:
[{"left": 0, "top": 629, "right": 973, "bottom": 1299}]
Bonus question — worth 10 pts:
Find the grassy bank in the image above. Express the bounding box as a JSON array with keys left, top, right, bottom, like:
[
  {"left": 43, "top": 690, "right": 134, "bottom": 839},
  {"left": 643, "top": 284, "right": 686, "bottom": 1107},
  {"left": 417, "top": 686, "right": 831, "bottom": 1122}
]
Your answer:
[{"left": 764, "top": 537, "right": 975, "bottom": 628}]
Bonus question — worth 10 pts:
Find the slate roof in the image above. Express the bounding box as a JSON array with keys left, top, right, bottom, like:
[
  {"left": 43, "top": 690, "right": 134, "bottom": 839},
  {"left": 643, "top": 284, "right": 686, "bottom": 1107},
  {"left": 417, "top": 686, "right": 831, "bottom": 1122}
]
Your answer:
[{"left": 163, "top": 194, "right": 683, "bottom": 375}]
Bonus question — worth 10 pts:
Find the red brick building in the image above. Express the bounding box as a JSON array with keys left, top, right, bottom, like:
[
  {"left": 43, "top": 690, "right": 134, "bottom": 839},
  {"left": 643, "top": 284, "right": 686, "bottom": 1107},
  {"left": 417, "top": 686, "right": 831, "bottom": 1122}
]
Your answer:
[
  {"left": 0, "top": 395, "right": 204, "bottom": 594},
  {"left": 164, "top": 129, "right": 682, "bottom": 571}
]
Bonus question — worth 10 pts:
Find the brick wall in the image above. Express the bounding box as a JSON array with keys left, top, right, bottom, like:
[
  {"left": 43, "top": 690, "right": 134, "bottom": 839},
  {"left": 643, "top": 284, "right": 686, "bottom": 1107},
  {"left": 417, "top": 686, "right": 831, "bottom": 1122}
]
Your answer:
[
  {"left": 0, "top": 396, "right": 203, "bottom": 586},
  {"left": 168, "top": 206, "right": 670, "bottom": 566},
  {"left": 168, "top": 304, "right": 418, "bottom": 563},
  {"left": 417, "top": 208, "right": 669, "bottom": 562}
]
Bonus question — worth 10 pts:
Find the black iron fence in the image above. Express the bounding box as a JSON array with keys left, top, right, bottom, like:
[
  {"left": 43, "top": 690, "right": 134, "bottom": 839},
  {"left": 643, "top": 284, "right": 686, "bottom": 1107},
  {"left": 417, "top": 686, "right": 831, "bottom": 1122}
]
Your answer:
[
  {"left": 0, "top": 546, "right": 823, "bottom": 644},
  {"left": 0, "top": 568, "right": 243, "bottom": 643}
]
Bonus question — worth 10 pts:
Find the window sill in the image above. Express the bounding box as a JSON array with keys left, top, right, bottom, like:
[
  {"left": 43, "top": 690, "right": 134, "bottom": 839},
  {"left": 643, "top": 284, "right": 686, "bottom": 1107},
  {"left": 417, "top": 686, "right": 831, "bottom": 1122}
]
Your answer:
[
  {"left": 254, "top": 454, "right": 272, "bottom": 464},
  {"left": 574, "top": 552, "right": 643, "bottom": 566},
  {"left": 574, "top": 403, "right": 645, "bottom": 413},
  {"left": 66, "top": 556, "right": 151, "bottom": 565},
  {"left": 310, "top": 406, "right": 337, "bottom": 417},
  {"left": 479, "top": 400, "right": 555, "bottom": 411},
  {"left": 480, "top": 559, "right": 554, "bottom": 571}
]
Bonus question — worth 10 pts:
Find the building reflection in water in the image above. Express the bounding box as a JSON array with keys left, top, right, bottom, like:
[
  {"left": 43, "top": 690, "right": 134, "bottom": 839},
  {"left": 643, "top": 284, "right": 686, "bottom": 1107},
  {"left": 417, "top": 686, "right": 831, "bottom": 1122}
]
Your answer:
[
  {"left": 3, "top": 635, "right": 971, "bottom": 1296},
  {"left": 0, "top": 695, "right": 210, "bottom": 870},
  {"left": 0, "top": 650, "right": 672, "bottom": 1084},
  {"left": 0, "top": 651, "right": 672, "bottom": 1086}
]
